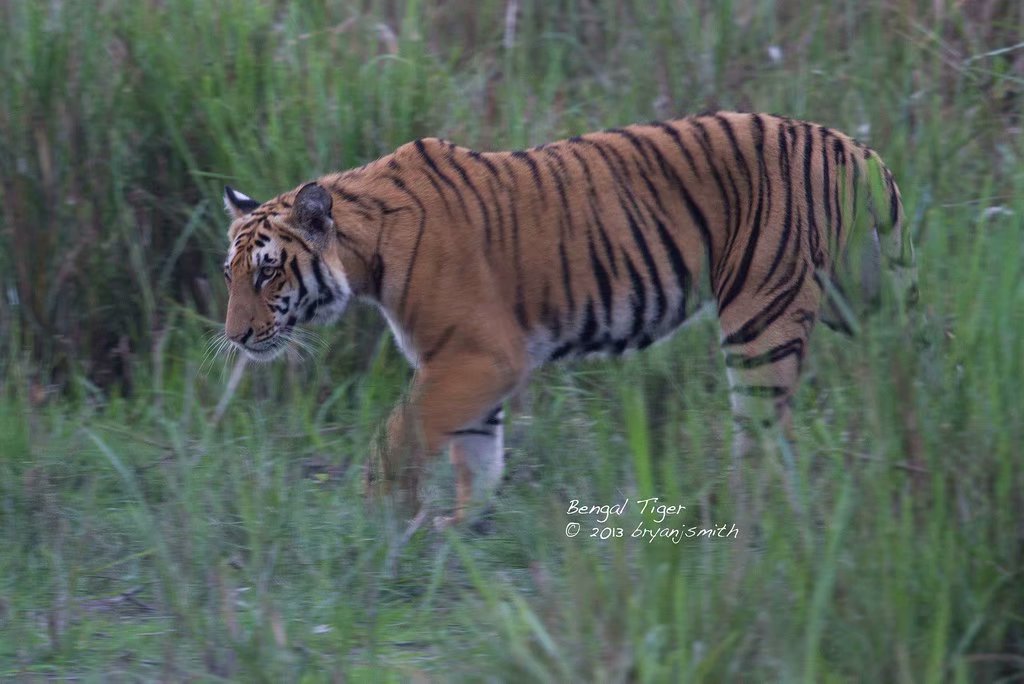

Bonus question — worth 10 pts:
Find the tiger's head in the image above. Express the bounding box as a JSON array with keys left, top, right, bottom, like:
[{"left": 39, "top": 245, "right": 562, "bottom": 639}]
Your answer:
[{"left": 221, "top": 182, "right": 351, "bottom": 361}]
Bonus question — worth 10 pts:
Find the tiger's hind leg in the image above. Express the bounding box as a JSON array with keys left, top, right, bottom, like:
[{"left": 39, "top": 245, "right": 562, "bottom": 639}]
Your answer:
[{"left": 719, "top": 300, "right": 817, "bottom": 515}]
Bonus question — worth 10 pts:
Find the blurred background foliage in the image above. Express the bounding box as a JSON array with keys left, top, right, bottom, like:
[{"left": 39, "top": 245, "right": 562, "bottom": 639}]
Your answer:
[{"left": 1, "top": 0, "right": 1023, "bottom": 681}]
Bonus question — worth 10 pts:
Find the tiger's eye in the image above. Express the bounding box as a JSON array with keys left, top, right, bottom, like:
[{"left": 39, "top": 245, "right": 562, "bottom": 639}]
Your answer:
[{"left": 261, "top": 266, "right": 276, "bottom": 279}]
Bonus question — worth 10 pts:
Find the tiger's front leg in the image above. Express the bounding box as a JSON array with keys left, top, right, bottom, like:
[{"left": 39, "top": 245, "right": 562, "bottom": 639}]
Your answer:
[{"left": 366, "top": 352, "right": 524, "bottom": 519}]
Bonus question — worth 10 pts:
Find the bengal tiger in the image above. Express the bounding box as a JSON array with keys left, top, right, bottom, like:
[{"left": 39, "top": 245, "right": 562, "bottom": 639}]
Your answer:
[{"left": 221, "top": 112, "right": 917, "bottom": 526}]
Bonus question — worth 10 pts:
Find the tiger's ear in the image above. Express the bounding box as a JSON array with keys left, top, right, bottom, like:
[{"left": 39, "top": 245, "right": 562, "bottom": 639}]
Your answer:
[
  {"left": 224, "top": 186, "right": 261, "bottom": 219},
  {"left": 293, "top": 182, "right": 334, "bottom": 250}
]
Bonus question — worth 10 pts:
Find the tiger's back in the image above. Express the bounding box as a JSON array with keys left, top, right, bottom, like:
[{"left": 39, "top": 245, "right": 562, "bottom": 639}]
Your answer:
[
  {"left": 221, "top": 111, "right": 917, "bottom": 522},
  {"left": 378, "top": 113, "right": 911, "bottom": 371}
]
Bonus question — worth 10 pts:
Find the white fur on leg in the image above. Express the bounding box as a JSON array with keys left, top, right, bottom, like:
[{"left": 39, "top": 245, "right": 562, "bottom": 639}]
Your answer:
[
  {"left": 460, "top": 426, "right": 505, "bottom": 502},
  {"left": 434, "top": 411, "right": 505, "bottom": 530}
]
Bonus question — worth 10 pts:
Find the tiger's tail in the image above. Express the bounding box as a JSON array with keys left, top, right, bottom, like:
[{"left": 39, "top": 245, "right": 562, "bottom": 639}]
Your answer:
[
  {"left": 866, "top": 150, "right": 918, "bottom": 306},
  {"left": 823, "top": 149, "right": 918, "bottom": 334}
]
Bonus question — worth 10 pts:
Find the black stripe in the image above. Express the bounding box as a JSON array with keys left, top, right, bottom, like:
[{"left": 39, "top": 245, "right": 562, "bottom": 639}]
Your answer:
[
  {"left": 624, "top": 203, "right": 667, "bottom": 328},
  {"left": 388, "top": 175, "right": 428, "bottom": 315},
  {"left": 416, "top": 155, "right": 454, "bottom": 218},
  {"left": 851, "top": 148, "right": 861, "bottom": 225},
  {"left": 819, "top": 127, "right": 834, "bottom": 256},
  {"left": 717, "top": 115, "right": 767, "bottom": 314},
  {"left": 582, "top": 139, "right": 667, "bottom": 326},
  {"left": 589, "top": 140, "right": 667, "bottom": 327},
  {"left": 821, "top": 316, "right": 854, "bottom": 337},
  {"left": 370, "top": 253, "right": 385, "bottom": 298},
  {"left": 651, "top": 215, "right": 691, "bottom": 322},
  {"left": 579, "top": 298, "right": 598, "bottom": 346},
  {"left": 334, "top": 186, "right": 391, "bottom": 215},
  {"left": 764, "top": 214, "right": 801, "bottom": 299},
  {"left": 715, "top": 114, "right": 754, "bottom": 208},
  {"left": 714, "top": 114, "right": 755, "bottom": 258},
  {"left": 468, "top": 149, "right": 501, "bottom": 177},
  {"left": 723, "top": 262, "right": 807, "bottom": 346},
  {"left": 793, "top": 307, "right": 817, "bottom": 336},
  {"left": 280, "top": 224, "right": 315, "bottom": 253},
  {"left": 444, "top": 144, "right": 494, "bottom": 245},
  {"left": 449, "top": 428, "right": 495, "bottom": 438},
  {"left": 885, "top": 167, "right": 899, "bottom": 228},
  {"left": 619, "top": 136, "right": 692, "bottom": 322},
  {"left": 550, "top": 343, "right": 573, "bottom": 361},
  {"left": 803, "top": 123, "right": 824, "bottom": 269},
  {"left": 511, "top": 150, "right": 547, "bottom": 204},
  {"left": 538, "top": 151, "right": 573, "bottom": 239},
  {"left": 569, "top": 148, "right": 619, "bottom": 277},
  {"left": 334, "top": 187, "right": 375, "bottom": 221},
  {"left": 723, "top": 338, "right": 804, "bottom": 369},
  {"left": 652, "top": 121, "right": 702, "bottom": 180},
  {"left": 422, "top": 325, "right": 457, "bottom": 363},
  {"left": 309, "top": 256, "right": 331, "bottom": 303},
  {"left": 635, "top": 129, "right": 716, "bottom": 269},
  {"left": 302, "top": 299, "right": 318, "bottom": 320},
  {"left": 628, "top": 152, "right": 667, "bottom": 214},
  {"left": 469, "top": 151, "right": 508, "bottom": 245},
  {"left": 622, "top": 251, "right": 647, "bottom": 339},
  {"left": 289, "top": 256, "right": 308, "bottom": 302},
  {"left": 499, "top": 158, "right": 529, "bottom": 330},
  {"left": 689, "top": 118, "right": 737, "bottom": 284},
  {"left": 758, "top": 120, "right": 795, "bottom": 292},
  {"left": 540, "top": 282, "right": 559, "bottom": 337},
  {"left": 588, "top": 237, "right": 614, "bottom": 327},
  {"left": 831, "top": 138, "right": 846, "bottom": 250},
  {"left": 415, "top": 139, "right": 472, "bottom": 222},
  {"left": 609, "top": 127, "right": 657, "bottom": 176},
  {"left": 787, "top": 125, "right": 803, "bottom": 269},
  {"left": 558, "top": 240, "right": 576, "bottom": 319},
  {"left": 730, "top": 385, "right": 788, "bottom": 398},
  {"left": 514, "top": 302, "right": 530, "bottom": 331}
]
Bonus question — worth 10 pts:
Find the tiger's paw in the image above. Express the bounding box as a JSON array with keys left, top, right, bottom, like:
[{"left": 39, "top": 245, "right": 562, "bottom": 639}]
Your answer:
[
  {"left": 433, "top": 505, "right": 497, "bottom": 535},
  {"left": 433, "top": 514, "right": 460, "bottom": 532}
]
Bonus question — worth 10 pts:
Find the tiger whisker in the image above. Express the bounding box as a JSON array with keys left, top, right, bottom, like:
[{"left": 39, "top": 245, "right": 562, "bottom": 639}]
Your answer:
[
  {"left": 288, "top": 328, "right": 328, "bottom": 354},
  {"left": 202, "top": 334, "right": 236, "bottom": 376},
  {"left": 281, "top": 328, "right": 320, "bottom": 361}
]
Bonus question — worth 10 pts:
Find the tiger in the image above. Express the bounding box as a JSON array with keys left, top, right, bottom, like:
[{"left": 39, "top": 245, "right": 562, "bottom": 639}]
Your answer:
[{"left": 220, "top": 111, "right": 918, "bottom": 527}]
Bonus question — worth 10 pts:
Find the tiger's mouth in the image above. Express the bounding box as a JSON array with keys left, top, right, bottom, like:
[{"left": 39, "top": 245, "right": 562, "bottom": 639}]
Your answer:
[
  {"left": 236, "top": 326, "right": 292, "bottom": 362},
  {"left": 239, "top": 338, "right": 289, "bottom": 362}
]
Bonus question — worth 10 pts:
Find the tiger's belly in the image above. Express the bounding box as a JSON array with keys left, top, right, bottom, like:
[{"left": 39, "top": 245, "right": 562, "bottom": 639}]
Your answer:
[{"left": 525, "top": 285, "right": 704, "bottom": 369}]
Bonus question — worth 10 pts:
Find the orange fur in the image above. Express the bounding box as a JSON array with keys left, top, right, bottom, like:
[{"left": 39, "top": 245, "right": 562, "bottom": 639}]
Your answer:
[{"left": 221, "top": 112, "right": 917, "bottom": 519}]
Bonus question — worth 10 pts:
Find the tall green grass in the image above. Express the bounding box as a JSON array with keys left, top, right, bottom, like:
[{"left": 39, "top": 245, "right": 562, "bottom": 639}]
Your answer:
[{"left": 2, "top": 0, "right": 1023, "bottom": 680}]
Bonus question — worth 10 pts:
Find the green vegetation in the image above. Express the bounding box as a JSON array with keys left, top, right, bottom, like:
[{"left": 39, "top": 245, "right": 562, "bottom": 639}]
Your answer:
[{"left": 2, "top": 0, "right": 1022, "bottom": 680}]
